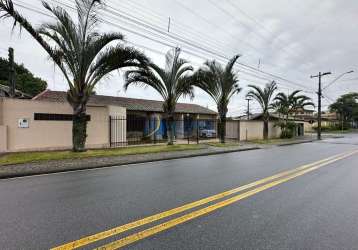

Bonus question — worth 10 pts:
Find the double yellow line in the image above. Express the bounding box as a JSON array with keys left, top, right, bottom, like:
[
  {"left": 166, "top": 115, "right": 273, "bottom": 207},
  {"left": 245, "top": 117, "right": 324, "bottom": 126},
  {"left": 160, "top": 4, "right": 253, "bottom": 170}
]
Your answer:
[{"left": 52, "top": 150, "right": 358, "bottom": 250}]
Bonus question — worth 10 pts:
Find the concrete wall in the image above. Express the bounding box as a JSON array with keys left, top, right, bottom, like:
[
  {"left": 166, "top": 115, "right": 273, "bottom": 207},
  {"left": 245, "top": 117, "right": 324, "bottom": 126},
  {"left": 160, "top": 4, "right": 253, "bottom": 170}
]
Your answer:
[
  {"left": 268, "top": 122, "right": 281, "bottom": 138},
  {"left": 226, "top": 120, "right": 240, "bottom": 139},
  {"left": 0, "top": 98, "right": 126, "bottom": 152},
  {"left": 0, "top": 125, "right": 7, "bottom": 152},
  {"left": 226, "top": 120, "right": 282, "bottom": 141},
  {"left": 240, "top": 121, "right": 265, "bottom": 141}
]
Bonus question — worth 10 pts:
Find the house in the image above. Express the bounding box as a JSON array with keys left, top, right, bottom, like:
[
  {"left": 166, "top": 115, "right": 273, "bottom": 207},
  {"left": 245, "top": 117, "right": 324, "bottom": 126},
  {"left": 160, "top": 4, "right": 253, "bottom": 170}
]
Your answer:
[
  {"left": 230, "top": 113, "right": 307, "bottom": 138},
  {"left": 246, "top": 113, "right": 306, "bottom": 137},
  {"left": 34, "top": 90, "right": 217, "bottom": 144},
  {"left": 0, "top": 90, "right": 217, "bottom": 152}
]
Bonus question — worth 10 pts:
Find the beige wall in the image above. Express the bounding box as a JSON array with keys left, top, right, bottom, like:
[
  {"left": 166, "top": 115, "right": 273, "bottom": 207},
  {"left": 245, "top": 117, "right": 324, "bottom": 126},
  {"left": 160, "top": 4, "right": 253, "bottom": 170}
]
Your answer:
[
  {"left": 0, "top": 98, "right": 121, "bottom": 152},
  {"left": 240, "top": 121, "right": 265, "bottom": 141},
  {"left": 226, "top": 120, "right": 240, "bottom": 139},
  {"left": 304, "top": 121, "right": 314, "bottom": 132},
  {"left": 0, "top": 125, "right": 7, "bottom": 152},
  {"left": 268, "top": 122, "right": 281, "bottom": 138},
  {"left": 225, "top": 120, "right": 282, "bottom": 141},
  {"left": 108, "top": 105, "right": 126, "bottom": 117},
  {"left": 0, "top": 98, "right": 3, "bottom": 125}
]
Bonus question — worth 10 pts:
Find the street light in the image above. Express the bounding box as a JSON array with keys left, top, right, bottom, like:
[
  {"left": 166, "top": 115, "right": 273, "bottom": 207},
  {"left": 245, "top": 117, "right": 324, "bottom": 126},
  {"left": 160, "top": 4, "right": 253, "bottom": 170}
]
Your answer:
[{"left": 323, "top": 70, "right": 354, "bottom": 91}]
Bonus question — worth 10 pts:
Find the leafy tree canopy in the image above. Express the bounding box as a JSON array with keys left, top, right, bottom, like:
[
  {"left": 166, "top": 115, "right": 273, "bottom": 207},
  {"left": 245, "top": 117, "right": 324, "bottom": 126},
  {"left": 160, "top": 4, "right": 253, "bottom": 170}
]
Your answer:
[
  {"left": 329, "top": 92, "right": 358, "bottom": 121},
  {"left": 0, "top": 56, "right": 47, "bottom": 97}
]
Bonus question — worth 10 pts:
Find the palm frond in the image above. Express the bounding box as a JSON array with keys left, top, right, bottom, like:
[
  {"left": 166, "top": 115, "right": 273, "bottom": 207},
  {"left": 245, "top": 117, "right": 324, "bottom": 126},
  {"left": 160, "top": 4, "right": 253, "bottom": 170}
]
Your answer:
[
  {"left": 193, "top": 55, "right": 241, "bottom": 116},
  {"left": 124, "top": 68, "right": 168, "bottom": 100},
  {"left": 124, "top": 47, "right": 194, "bottom": 115},
  {"left": 88, "top": 45, "right": 149, "bottom": 87},
  {"left": 247, "top": 81, "right": 277, "bottom": 117},
  {"left": 0, "top": 0, "right": 72, "bottom": 85}
]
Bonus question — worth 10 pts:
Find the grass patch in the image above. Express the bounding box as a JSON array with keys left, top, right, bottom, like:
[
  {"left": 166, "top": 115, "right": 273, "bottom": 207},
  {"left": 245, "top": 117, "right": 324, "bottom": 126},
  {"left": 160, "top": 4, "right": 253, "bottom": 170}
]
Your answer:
[
  {"left": 0, "top": 144, "right": 204, "bottom": 166},
  {"left": 207, "top": 142, "right": 241, "bottom": 148}
]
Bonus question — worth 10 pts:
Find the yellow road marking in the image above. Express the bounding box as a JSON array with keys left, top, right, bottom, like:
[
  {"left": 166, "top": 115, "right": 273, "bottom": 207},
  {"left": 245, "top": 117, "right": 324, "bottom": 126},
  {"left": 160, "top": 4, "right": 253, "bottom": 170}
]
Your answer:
[
  {"left": 51, "top": 151, "right": 354, "bottom": 250},
  {"left": 95, "top": 150, "right": 358, "bottom": 249}
]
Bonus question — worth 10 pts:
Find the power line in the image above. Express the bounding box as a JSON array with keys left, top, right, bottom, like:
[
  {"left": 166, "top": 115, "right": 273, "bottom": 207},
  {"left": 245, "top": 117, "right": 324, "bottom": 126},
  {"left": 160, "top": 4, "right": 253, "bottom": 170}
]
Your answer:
[
  {"left": 51, "top": 0, "right": 313, "bottom": 91},
  {"left": 116, "top": 0, "right": 292, "bottom": 72},
  {"left": 13, "top": 0, "right": 315, "bottom": 95},
  {"left": 208, "top": 0, "right": 314, "bottom": 71},
  {"left": 224, "top": 0, "right": 310, "bottom": 64},
  {"left": 113, "top": 0, "right": 239, "bottom": 58}
]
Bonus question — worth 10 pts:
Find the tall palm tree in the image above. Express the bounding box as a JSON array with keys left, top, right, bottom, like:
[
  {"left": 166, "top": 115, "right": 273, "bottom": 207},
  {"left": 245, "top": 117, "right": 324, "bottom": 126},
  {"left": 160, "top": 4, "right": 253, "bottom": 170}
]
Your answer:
[
  {"left": 0, "top": 0, "right": 149, "bottom": 152},
  {"left": 274, "top": 90, "right": 315, "bottom": 124},
  {"left": 124, "top": 48, "right": 194, "bottom": 145},
  {"left": 246, "top": 81, "right": 278, "bottom": 140},
  {"left": 193, "top": 55, "right": 241, "bottom": 143}
]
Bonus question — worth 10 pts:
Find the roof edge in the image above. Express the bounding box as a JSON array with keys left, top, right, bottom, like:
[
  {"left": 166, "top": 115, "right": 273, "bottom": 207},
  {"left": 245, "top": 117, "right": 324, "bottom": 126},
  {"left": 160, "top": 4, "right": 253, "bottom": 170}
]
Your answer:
[{"left": 32, "top": 89, "right": 51, "bottom": 100}]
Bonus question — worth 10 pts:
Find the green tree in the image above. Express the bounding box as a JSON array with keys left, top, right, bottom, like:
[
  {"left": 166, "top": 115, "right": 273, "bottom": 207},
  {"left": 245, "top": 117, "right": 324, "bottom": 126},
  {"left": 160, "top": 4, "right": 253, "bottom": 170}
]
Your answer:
[
  {"left": 0, "top": 57, "right": 47, "bottom": 96},
  {"left": 193, "top": 55, "right": 241, "bottom": 143},
  {"left": 0, "top": 0, "right": 148, "bottom": 152},
  {"left": 329, "top": 92, "right": 358, "bottom": 129},
  {"left": 246, "top": 81, "right": 278, "bottom": 140},
  {"left": 124, "top": 48, "right": 194, "bottom": 145}
]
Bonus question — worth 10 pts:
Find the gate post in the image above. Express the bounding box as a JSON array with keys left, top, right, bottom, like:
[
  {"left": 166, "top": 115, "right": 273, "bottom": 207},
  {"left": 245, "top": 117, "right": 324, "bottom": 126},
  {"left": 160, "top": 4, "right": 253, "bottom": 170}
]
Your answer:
[
  {"left": 109, "top": 116, "right": 112, "bottom": 147},
  {"left": 196, "top": 119, "right": 199, "bottom": 144},
  {"left": 237, "top": 120, "right": 240, "bottom": 142}
]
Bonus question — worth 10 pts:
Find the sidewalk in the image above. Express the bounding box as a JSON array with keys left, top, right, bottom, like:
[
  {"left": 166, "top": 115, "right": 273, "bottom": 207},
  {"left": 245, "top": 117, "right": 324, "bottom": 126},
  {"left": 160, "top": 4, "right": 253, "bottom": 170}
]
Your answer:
[{"left": 0, "top": 138, "right": 315, "bottom": 179}]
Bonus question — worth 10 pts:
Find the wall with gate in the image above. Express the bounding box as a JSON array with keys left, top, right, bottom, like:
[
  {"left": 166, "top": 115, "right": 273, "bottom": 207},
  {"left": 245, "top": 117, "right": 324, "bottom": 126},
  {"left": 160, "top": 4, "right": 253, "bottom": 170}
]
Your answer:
[{"left": 0, "top": 98, "right": 122, "bottom": 152}]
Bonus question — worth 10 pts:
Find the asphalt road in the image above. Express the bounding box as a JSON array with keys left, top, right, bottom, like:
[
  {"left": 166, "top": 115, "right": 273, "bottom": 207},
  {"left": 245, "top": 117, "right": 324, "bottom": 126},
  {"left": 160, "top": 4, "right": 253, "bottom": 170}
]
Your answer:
[{"left": 1, "top": 134, "right": 358, "bottom": 250}]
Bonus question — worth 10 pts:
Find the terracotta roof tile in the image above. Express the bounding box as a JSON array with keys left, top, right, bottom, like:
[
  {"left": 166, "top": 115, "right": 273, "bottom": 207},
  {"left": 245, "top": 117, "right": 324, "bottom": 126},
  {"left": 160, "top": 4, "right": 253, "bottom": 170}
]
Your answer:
[{"left": 34, "top": 90, "right": 217, "bottom": 115}]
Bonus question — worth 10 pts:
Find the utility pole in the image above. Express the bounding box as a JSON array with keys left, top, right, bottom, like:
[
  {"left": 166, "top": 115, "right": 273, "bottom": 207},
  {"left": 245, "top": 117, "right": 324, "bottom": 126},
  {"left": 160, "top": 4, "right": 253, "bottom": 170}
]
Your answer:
[
  {"left": 167, "top": 17, "right": 171, "bottom": 33},
  {"left": 8, "top": 47, "right": 16, "bottom": 98},
  {"left": 246, "top": 98, "right": 251, "bottom": 120},
  {"left": 311, "top": 72, "right": 331, "bottom": 140}
]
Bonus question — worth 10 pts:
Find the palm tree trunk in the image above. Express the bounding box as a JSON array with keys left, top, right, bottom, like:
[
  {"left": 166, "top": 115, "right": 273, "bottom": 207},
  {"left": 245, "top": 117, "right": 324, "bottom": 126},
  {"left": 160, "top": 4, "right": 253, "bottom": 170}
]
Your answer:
[
  {"left": 72, "top": 105, "right": 88, "bottom": 152},
  {"left": 219, "top": 115, "right": 226, "bottom": 143},
  {"left": 166, "top": 115, "right": 175, "bottom": 145},
  {"left": 263, "top": 120, "right": 269, "bottom": 140}
]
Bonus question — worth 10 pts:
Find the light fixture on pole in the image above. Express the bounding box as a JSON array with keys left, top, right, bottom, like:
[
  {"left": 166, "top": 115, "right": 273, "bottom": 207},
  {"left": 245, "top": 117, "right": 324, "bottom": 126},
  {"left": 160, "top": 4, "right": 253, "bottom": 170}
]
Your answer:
[{"left": 323, "top": 70, "right": 354, "bottom": 91}]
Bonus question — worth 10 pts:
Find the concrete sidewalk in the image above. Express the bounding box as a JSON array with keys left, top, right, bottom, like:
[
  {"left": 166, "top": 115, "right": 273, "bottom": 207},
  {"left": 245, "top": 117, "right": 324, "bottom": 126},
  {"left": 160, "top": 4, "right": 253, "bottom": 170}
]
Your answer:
[{"left": 0, "top": 138, "right": 316, "bottom": 179}]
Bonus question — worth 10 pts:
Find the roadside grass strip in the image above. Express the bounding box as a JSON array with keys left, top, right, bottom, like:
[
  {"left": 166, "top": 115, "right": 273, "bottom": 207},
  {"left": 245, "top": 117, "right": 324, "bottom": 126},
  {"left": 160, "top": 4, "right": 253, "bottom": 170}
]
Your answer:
[{"left": 51, "top": 150, "right": 358, "bottom": 250}]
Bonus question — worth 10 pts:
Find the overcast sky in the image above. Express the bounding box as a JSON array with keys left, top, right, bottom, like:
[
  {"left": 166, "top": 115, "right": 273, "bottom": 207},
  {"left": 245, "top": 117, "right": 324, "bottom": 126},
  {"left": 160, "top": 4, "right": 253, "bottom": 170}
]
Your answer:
[{"left": 1, "top": 0, "right": 357, "bottom": 115}]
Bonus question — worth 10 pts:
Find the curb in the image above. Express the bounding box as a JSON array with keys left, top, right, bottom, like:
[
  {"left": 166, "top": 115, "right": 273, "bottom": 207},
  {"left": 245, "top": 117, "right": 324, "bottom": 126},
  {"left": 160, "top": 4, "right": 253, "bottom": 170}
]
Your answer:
[
  {"left": 277, "top": 140, "right": 315, "bottom": 147},
  {"left": 0, "top": 147, "right": 261, "bottom": 180}
]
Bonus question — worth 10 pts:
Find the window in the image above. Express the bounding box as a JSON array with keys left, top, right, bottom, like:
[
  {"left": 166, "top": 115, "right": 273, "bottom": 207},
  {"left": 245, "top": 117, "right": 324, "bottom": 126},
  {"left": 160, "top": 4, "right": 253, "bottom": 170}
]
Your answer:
[{"left": 34, "top": 113, "right": 91, "bottom": 121}]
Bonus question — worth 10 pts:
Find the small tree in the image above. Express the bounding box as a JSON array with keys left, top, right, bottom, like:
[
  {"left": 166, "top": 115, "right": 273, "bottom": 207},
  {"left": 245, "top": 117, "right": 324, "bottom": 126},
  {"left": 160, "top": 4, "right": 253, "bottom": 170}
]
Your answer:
[
  {"left": 124, "top": 48, "right": 194, "bottom": 145},
  {"left": 0, "top": 0, "right": 149, "bottom": 151},
  {"left": 193, "top": 55, "right": 241, "bottom": 143},
  {"left": 246, "top": 81, "right": 278, "bottom": 140}
]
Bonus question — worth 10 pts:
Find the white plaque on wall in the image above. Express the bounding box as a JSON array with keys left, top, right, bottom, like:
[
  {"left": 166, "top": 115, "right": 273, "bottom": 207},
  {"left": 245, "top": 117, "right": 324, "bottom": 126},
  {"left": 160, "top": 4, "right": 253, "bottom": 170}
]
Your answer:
[{"left": 18, "top": 118, "right": 29, "bottom": 128}]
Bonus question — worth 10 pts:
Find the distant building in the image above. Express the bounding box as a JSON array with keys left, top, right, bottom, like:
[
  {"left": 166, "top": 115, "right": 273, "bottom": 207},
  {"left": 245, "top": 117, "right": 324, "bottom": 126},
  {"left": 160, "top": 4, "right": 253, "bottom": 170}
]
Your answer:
[{"left": 0, "top": 84, "right": 32, "bottom": 99}]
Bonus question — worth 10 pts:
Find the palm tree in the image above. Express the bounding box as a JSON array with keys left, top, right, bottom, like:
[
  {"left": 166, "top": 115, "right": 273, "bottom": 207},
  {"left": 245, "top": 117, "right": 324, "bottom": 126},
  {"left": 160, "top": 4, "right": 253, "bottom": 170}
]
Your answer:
[
  {"left": 274, "top": 90, "right": 315, "bottom": 123},
  {"left": 124, "top": 47, "right": 194, "bottom": 145},
  {"left": 0, "top": 0, "right": 149, "bottom": 151},
  {"left": 193, "top": 55, "right": 241, "bottom": 143},
  {"left": 246, "top": 81, "right": 278, "bottom": 140},
  {"left": 274, "top": 90, "right": 314, "bottom": 137}
]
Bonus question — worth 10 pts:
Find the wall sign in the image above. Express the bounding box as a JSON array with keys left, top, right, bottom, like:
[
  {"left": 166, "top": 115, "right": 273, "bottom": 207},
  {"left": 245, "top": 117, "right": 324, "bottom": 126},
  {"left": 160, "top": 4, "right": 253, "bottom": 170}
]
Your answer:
[{"left": 18, "top": 118, "right": 29, "bottom": 128}]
